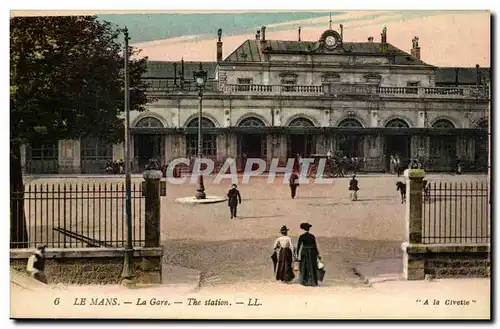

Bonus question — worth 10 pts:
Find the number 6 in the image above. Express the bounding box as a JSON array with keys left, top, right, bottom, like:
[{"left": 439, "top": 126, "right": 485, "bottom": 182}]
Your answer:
[{"left": 54, "top": 298, "right": 60, "bottom": 305}]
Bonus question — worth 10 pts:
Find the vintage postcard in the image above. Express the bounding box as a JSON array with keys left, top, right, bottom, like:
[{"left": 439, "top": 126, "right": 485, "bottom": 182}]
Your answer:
[{"left": 9, "top": 9, "right": 491, "bottom": 320}]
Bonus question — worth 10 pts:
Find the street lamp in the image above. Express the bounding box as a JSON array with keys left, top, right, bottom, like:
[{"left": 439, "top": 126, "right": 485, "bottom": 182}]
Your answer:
[
  {"left": 194, "top": 63, "right": 207, "bottom": 200},
  {"left": 121, "top": 27, "right": 135, "bottom": 283}
]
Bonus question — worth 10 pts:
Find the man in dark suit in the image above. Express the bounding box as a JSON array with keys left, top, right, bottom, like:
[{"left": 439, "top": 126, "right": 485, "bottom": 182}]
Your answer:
[
  {"left": 289, "top": 171, "right": 300, "bottom": 199},
  {"left": 227, "top": 184, "right": 242, "bottom": 219}
]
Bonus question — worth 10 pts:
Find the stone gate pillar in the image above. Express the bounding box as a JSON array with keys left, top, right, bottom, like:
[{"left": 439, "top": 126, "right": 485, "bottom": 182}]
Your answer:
[
  {"left": 143, "top": 167, "right": 162, "bottom": 248},
  {"left": 402, "top": 168, "right": 425, "bottom": 280}
]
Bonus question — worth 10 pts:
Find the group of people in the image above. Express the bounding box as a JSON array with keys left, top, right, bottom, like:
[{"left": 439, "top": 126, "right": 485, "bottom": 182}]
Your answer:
[{"left": 272, "top": 222, "right": 324, "bottom": 286}]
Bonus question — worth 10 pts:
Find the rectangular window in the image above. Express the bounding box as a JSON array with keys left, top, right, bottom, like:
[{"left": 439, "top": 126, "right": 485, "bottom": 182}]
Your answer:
[
  {"left": 281, "top": 78, "right": 297, "bottom": 92},
  {"left": 186, "top": 135, "right": 217, "bottom": 157},
  {"left": 406, "top": 81, "right": 419, "bottom": 94},
  {"left": 237, "top": 78, "right": 252, "bottom": 92},
  {"left": 29, "top": 142, "right": 58, "bottom": 160},
  {"left": 81, "top": 138, "right": 112, "bottom": 160}
]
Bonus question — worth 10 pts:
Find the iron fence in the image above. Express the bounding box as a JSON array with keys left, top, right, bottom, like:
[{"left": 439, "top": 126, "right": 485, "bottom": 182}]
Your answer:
[
  {"left": 422, "top": 181, "right": 490, "bottom": 244},
  {"left": 10, "top": 183, "right": 145, "bottom": 249}
]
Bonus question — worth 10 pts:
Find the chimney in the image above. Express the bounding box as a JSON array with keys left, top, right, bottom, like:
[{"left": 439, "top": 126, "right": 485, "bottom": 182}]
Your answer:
[
  {"left": 216, "top": 28, "right": 223, "bottom": 62},
  {"left": 381, "top": 26, "right": 387, "bottom": 43},
  {"left": 410, "top": 36, "right": 420, "bottom": 59},
  {"left": 368, "top": 36, "right": 374, "bottom": 43},
  {"left": 255, "top": 30, "right": 261, "bottom": 40},
  {"left": 476, "top": 64, "right": 481, "bottom": 85},
  {"left": 298, "top": 27, "right": 301, "bottom": 41},
  {"left": 261, "top": 26, "right": 266, "bottom": 42},
  {"left": 380, "top": 26, "right": 388, "bottom": 53}
]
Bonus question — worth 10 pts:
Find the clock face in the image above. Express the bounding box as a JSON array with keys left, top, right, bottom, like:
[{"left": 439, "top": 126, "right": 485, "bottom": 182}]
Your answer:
[{"left": 325, "top": 35, "right": 337, "bottom": 47}]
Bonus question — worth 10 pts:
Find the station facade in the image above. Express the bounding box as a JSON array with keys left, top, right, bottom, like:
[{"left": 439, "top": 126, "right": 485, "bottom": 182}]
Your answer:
[{"left": 23, "top": 25, "right": 490, "bottom": 174}]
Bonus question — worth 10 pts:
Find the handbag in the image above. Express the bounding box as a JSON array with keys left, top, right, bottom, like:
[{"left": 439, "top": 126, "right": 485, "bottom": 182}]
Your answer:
[{"left": 317, "top": 257, "right": 326, "bottom": 282}]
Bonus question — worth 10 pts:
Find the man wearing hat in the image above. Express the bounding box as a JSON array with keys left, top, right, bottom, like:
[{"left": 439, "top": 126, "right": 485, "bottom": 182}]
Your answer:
[
  {"left": 348, "top": 174, "right": 359, "bottom": 201},
  {"left": 272, "top": 225, "right": 295, "bottom": 283},
  {"left": 227, "top": 184, "right": 242, "bottom": 219},
  {"left": 289, "top": 171, "right": 300, "bottom": 199}
]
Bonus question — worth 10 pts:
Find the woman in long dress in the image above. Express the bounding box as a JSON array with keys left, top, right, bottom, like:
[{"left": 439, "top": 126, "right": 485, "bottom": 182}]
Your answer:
[
  {"left": 273, "top": 225, "right": 295, "bottom": 283},
  {"left": 296, "top": 222, "right": 320, "bottom": 286}
]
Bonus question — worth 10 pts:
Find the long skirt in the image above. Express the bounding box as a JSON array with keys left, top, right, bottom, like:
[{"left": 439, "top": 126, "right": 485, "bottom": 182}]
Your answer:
[
  {"left": 299, "top": 248, "right": 319, "bottom": 286},
  {"left": 276, "top": 248, "right": 295, "bottom": 282}
]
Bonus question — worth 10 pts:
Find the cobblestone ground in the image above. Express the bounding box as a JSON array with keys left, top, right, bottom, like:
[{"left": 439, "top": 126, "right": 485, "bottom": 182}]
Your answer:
[{"left": 28, "top": 173, "right": 488, "bottom": 287}]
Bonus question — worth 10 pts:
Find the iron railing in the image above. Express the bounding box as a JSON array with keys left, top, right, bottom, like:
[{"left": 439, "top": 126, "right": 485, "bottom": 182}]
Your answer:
[
  {"left": 422, "top": 181, "right": 490, "bottom": 244},
  {"left": 10, "top": 183, "right": 145, "bottom": 249}
]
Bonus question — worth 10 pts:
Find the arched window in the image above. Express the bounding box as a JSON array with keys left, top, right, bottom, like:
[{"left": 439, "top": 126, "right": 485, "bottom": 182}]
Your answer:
[
  {"left": 385, "top": 118, "right": 409, "bottom": 128},
  {"left": 289, "top": 117, "right": 315, "bottom": 127},
  {"left": 135, "top": 117, "right": 164, "bottom": 128},
  {"left": 338, "top": 118, "right": 363, "bottom": 128},
  {"left": 432, "top": 119, "right": 455, "bottom": 129},
  {"left": 186, "top": 117, "right": 216, "bottom": 128},
  {"left": 185, "top": 117, "right": 216, "bottom": 157},
  {"left": 238, "top": 117, "right": 266, "bottom": 127}
]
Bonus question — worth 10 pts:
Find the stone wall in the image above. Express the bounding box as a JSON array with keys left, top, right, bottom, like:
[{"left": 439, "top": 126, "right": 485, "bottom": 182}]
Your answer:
[
  {"left": 10, "top": 247, "right": 163, "bottom": 285},
  {"left": 402, "top": 243, "right": 490, "bottom": 279}
]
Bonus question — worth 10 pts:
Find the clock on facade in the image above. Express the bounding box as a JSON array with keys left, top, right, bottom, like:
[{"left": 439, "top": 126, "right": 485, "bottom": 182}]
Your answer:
[{"left": 325, "top": 35, "right": 338, "bottom": 48}]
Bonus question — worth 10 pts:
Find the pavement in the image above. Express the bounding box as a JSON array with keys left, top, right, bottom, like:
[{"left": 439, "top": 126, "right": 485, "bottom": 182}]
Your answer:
[{"left": 352, "top": 258, "right": 404, "bottom": 285}]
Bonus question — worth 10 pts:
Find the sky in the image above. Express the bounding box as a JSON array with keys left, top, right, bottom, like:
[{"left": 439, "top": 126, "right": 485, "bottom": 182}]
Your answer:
[{"left": 95, "top": 10, "right": 490, "bottom": 67}]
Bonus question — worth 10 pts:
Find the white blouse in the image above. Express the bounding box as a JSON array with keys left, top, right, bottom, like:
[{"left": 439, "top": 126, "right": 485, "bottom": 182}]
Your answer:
[{"left": 273, "top": 235, "right": 294, "bottom": 253}]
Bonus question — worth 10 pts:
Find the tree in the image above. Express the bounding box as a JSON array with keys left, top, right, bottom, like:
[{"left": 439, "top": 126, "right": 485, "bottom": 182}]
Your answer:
[{"left": 10, "top": 16, "right": 150, "bottom": 248}]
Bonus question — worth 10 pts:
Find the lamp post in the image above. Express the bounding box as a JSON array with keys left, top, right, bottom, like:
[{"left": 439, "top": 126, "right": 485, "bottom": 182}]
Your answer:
[
  {"left": 194, "top": 63, "right": 207, "bottom": 199},
  {"left": 121, "top": 27, "right": 135, "bottom": 282}
]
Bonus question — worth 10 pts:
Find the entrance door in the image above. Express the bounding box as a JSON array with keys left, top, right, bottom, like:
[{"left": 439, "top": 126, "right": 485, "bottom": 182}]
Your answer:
[
  {"left": 336, "top": 135, "right": 363, "bottom": 158},
  {"left": 237, "top": 134, "right": 267, "bottom": 171},
  {"left": 288, "top": 135, "right": 315, "bottom": 157},
  {"left": 238, "top": 134, "right": 266, "bottom": 158},
  {"left": 134, "top": 134, "right": 165, "bottom": 170},
  {"left": 385, "top": 135, "right": 411, "bottom": 169}
]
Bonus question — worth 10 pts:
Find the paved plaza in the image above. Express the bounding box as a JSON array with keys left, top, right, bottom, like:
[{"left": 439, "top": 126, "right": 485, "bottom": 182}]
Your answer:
[{"left": 27, "top": 173, "right": 488, "bottom": 287}]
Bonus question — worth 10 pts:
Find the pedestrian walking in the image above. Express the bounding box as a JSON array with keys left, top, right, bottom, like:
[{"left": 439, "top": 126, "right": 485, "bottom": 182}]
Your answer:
[
  {"left": 395, "top": 155, "right": 401, "bottom": 177},
  {"left": 348, "top": 174, "right": 359, "bottom": 201},
  {"left": 289, "top": 171, "right": 300, "bottom": 199},
  {"left": 272, "top": 225, "right": 295, "bottom": 283},
  {"left": 26, "top": 245, "right": 48, "bottom": 284},
  {"left": 227, "top": 184, "right": 241, "bottom": 219},
  {"left": 389, "top": 154, "right": 395, "bottom": 174},
  {"left": 456, "top": 160, "right": 462, "bottom": 175},
  {"left": 296, "top": 223, "right": 320, "bottom": 287}
]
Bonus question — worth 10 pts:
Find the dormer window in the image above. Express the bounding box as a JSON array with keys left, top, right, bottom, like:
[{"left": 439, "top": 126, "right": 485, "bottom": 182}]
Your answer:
[
  {"left": 237, "top": 78, "right": 252, "bottom": 91},
  {"left": 280, "top": 72, "right": 298, "bottom": 92}
]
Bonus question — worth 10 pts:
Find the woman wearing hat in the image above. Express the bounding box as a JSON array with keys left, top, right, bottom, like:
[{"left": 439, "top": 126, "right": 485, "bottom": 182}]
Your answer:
[
  {"left": 296, "top": 222, "right": 320, "bottom": 286},
  {"left": 272, "top": 225, "right": 295, "bottom": 283}
]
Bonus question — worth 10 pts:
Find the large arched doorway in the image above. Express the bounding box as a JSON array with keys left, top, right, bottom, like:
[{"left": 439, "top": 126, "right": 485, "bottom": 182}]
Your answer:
[
  {"left": 430, "top": 119, "right": 456, "bottom": 171},
  {"left": 475, "top": 119, "right": 488, "bottom": 171},
  {"left": 287, "top": 117, "right": 316, "bottom": 157},
  {"left": 237, "top": 117, "right": 267, "bottom": 159},
  {"left": 384, "top": 118, "right": 411, "bottom": 169},
  {"left": 337, "top": 118, "right": 364, "bottom": 158},
  {"left": 134, "top": 116, "right": 165, "bottom": 170},
  {"left": 185, "top": 117, "right": 217, "bottom": 158}
]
